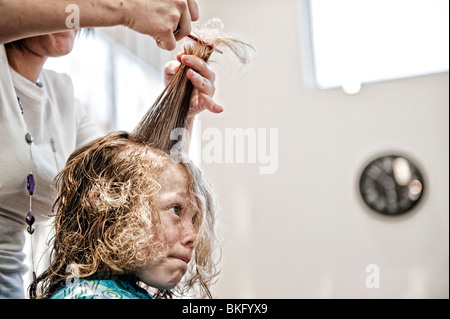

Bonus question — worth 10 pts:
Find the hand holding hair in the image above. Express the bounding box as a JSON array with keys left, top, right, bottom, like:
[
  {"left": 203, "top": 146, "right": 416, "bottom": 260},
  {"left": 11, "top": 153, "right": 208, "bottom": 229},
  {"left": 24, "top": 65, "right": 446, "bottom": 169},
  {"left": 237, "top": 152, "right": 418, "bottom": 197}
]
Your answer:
[
  {"left": 133, "top": 22, "right": 255, "bottom": 153},
  {"left": 164, "top": 52, "right": 222, "bottom": 119}
]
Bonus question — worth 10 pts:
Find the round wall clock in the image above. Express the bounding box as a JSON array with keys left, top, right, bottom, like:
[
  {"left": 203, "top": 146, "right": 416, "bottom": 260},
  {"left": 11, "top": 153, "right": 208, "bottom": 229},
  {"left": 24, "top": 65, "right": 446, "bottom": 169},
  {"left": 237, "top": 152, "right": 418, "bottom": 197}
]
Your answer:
[{"left": 359, "top": 154, "right": 425, "bottom": 215}]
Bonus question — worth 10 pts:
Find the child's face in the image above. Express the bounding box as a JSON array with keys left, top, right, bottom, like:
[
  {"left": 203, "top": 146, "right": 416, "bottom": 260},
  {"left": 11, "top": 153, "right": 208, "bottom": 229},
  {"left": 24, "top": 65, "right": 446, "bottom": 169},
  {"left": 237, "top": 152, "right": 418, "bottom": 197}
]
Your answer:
[{"left": 136, "top": 164, "right": 198, "bottom": 290}]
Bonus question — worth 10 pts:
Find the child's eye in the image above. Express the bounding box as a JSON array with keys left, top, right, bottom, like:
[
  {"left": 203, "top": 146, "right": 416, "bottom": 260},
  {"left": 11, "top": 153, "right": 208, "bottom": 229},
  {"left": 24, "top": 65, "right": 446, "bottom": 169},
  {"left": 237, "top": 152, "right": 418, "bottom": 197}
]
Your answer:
[{"left": 169, "top": 205, "right": 182, "bottom": 216}]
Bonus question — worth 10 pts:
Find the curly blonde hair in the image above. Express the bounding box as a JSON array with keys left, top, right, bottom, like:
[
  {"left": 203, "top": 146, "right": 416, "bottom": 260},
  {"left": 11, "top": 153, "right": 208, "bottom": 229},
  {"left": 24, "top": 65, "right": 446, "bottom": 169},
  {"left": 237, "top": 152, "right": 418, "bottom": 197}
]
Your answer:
[{"left": 29, "top": 131, "right": 219, "bottom": 299}]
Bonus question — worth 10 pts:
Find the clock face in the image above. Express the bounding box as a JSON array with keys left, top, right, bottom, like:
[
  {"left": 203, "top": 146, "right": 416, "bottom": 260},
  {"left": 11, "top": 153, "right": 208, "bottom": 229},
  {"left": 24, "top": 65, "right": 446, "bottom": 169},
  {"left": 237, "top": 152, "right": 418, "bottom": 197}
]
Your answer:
[{"left": 359, "top": 154, "right": 425, "bottom": 215}]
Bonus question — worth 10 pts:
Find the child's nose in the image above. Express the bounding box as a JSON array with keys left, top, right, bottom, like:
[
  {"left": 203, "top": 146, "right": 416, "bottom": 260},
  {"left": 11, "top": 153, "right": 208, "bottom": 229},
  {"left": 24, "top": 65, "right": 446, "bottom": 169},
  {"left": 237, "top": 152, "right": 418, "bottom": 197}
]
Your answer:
[{"left": 181, "top": 221, "right": 197, "bottom": 248}]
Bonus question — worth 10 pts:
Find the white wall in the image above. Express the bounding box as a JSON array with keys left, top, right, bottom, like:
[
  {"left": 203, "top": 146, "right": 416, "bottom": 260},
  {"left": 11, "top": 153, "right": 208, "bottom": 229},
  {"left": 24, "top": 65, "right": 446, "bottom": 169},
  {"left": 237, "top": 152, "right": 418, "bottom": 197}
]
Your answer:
[{"left": 196, "top": 0, "right": 449, "bottom": 298}]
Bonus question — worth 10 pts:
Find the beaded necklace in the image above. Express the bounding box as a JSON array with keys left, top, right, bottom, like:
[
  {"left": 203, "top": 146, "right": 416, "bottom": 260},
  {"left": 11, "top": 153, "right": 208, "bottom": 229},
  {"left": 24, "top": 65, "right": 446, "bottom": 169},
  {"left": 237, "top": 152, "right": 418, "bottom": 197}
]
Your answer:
[{"left": 17, "top": 80, "right": 59, "bottom": 281}]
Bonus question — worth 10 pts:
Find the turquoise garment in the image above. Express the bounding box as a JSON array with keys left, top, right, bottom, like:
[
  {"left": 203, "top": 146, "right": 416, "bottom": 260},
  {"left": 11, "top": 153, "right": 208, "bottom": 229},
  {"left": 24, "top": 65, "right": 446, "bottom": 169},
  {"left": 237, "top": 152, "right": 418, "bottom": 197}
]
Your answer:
[{"left": 50, "top": 277, "right": 153, "bottom": 299}]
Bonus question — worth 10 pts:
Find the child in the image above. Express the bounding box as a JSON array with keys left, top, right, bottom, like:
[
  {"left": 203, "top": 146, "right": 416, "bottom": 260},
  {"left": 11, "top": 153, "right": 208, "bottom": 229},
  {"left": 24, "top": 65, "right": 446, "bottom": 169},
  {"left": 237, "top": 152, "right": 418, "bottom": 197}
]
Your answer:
[
  {"left": 29, "top": 26, "right": 252, "bottom": 299},
  {"left": 29, "top": 131, "right": 219, "bottom": 299}
]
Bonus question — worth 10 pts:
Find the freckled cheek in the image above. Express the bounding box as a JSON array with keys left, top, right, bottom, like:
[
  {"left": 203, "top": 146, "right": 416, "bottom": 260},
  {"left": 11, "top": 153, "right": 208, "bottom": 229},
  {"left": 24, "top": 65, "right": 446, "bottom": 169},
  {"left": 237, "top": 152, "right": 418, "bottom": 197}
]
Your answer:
[
  {"left": 164, "top": 224, "right": 182, "bottom": 246},
  {"left": 154, "top": 221, "right": 181, "bottom": 247}
]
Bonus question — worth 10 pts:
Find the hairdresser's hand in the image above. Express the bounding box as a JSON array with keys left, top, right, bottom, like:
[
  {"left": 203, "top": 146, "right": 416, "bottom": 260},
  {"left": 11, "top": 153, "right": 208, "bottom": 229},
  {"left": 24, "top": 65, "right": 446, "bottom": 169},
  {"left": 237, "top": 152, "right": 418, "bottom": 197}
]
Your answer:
[
  {"left": 122, "top": 0, "right": 199, "bottom": 51},
  {"left": 164, "top": 53, "right": 222, "bottom": 118}
]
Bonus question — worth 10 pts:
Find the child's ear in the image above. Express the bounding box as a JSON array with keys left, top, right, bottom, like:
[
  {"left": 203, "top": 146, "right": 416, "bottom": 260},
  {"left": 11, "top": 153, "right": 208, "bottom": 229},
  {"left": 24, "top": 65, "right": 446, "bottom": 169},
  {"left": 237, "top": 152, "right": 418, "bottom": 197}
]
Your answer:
[{"left": 85, "top": 191, "right": 99, "bottom": 213}]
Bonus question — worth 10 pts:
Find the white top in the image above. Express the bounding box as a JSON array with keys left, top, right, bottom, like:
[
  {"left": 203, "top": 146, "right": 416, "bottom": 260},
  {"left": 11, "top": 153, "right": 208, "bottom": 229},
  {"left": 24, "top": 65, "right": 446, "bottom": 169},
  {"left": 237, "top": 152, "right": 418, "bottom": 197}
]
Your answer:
[{"left": 0, "top": 44, "right": 102, "bottom": 298}]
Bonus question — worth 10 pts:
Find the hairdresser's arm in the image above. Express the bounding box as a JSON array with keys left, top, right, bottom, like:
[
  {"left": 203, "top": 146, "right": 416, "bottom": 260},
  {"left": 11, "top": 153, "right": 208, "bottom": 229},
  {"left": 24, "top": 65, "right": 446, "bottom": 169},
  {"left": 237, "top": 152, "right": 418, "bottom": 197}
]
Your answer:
[{"left": 0, "top": 0, "right": 199, "bottom": 50}]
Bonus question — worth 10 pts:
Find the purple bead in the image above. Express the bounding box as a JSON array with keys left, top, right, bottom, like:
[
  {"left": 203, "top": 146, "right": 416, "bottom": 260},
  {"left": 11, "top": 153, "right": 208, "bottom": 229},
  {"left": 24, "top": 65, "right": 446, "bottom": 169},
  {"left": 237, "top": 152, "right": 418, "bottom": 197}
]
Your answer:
[
  {"left": 26, "top": 211, "right": 35, "bottom": 226},
  {"left": 27, "top": 174, "right": 35, "bottom": 195}
]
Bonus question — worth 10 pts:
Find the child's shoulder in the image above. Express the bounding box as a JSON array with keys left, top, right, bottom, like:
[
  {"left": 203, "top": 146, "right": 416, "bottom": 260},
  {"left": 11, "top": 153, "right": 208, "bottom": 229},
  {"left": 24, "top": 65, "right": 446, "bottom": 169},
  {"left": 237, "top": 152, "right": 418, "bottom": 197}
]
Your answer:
[{"left": 50, "top": 277, "right": 153, "bottom": 299}]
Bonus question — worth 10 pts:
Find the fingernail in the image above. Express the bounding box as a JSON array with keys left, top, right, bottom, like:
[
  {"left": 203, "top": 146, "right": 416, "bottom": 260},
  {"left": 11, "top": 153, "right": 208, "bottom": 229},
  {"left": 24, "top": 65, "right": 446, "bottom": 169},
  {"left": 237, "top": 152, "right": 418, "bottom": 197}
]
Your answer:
[
  {"left": 182, "top": 55, "right": 191, "bottom": 64},
  {"left": 190, "top": 69, "right": 198, "bottom": 78}
]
